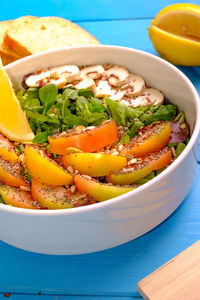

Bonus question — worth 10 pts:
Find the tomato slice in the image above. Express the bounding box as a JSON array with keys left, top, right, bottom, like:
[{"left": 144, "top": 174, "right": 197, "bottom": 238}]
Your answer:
[
  {"left": 0, "top": 184, "right": 41, "bottom": 209},
  {"left": 61, "top": 153, "right": 127, "bottom": 177},
  {"left": 24, "top": 146, "right": 73, "bottom": 186},
  {"left": 49, "top": 120, "right": 119, "bottom": 155},
  {"left": 120, "top": 121, "right": 171, "bottom": 157},
  {"left": 107, "top": 148, "right": 172, "bottom": 185},
  {"left": 74, "top": 175, "right": 137, "bottom": 202}
]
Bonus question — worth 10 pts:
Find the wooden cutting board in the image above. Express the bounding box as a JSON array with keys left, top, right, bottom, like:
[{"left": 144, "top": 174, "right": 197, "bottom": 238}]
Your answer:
[{"left": 137, "top": 240, "right": 200, "bottom": 300}]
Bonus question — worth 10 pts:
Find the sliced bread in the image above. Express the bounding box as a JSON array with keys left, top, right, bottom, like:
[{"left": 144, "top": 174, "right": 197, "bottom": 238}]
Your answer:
[
  {"left": 4, "top": 16, "right": 100, "bottom": 57},
  {"left": 0, "top": 20, "right": 21, "bottom": 65}
]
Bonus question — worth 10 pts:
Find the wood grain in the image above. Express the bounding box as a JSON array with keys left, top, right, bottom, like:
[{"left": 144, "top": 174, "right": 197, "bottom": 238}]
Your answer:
[{"left": 138, "top": 240, "right": 200, "bottom": 300}]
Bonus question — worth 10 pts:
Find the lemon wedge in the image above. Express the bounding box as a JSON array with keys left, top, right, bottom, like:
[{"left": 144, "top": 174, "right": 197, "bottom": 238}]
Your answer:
[
  {"left": 149, "top": 3, "right": 200, "bottom": 66},
  {"left": 0, "top": 59, "right": 34, "bottom": 142}
]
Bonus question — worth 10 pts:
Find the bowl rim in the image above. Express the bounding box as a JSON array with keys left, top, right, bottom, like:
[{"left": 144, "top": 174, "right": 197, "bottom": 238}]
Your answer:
[{"left": 1, "top": 44, "right": 200, "bottom": 216}]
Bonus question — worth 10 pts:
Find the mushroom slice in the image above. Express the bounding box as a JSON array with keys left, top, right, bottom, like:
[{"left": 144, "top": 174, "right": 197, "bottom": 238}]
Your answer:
[
  {"left": 25, "top": 65, "right": 79, "bottom": 88},
  {"left": 123, "top": 74, "right": 145, "bottom": 97},
  {"left": 131, "top": 87, "right": 164, "bottom": 107},
  {"left": 25, "top": 70, "right": 51, "bottom": 87},
  {"left": 52, "top": 65, "right": 80, "bottom": 83},
  {"left": 105, "top": 65, "right": 129, "bottom": 87},
  {"left": 80, "top": 65, "right": 105, "bottom": 80},
  {"left": 92, "top": 80, "right": 112, "bottom": 98},
  {"left": 48, "top": 74, "right": 68, "bottom": 89},
  {"left": 109, "top": 89, "right": 126, "bottom": 101},
  {"left": 74, "top": 76, "right": 95, "bottom": 90}
]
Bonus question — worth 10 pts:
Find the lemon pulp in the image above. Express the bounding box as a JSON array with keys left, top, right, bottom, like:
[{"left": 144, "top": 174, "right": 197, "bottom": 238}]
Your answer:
[{"left": 0, "top": 59, "right": 34, "bottom": 141}]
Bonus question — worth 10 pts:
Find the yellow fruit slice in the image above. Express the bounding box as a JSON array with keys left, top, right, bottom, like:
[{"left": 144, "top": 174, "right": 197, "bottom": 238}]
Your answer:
[
  {"left": 149, "top": 3, "right": 200, "bottom": 66},
  {"left": 0, "top": 59, "right": 34, "bottom": 141}
]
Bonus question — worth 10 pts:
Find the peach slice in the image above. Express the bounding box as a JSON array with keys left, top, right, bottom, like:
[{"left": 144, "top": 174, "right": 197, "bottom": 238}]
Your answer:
[
  {"left": 24, "top": 146, "right": 73, "bottom": 185},
  {"left": 121, "top": 121, "right": 171, "bottom": 156},
  {"left": 31, "top": 178, "right": 73, "bottom": 209},
  {"left": 61, "top": 153, "right": 127, "bottom": 177},
  {"left": 0, "top": 133, "right": 19, "bottom": 162},
  {"left": 0, "top": 184, "right": 41, "bottom": 209},
  {"left": 0, "top": 158, "right": 27, "bottom": 187},
  {"left": 49, "top": 120, "right": 119, "bottom": 154},
  {"left": 74, "top": 175, "right": 137, "bottom": 202},
  {"left": 107, "top": 148, "right": 172, "bottom": 185}
]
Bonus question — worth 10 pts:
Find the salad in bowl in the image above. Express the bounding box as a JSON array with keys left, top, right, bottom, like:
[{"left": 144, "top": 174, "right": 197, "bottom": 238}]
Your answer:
[{"left": 0, "top": 62, "right": 190, "bottom": 210}]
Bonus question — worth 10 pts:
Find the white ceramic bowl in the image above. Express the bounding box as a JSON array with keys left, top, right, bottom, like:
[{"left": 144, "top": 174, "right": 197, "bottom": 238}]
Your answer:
[{"left": 0, "top": 45, "right": 199, "bottom": 255}]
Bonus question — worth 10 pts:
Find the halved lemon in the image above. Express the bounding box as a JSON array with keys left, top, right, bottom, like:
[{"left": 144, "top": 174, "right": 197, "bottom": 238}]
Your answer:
[
  {"left": 149, "top": 3, "right": 200, "bottom": 66},
  {"left": 0, "top": 59, "right": 34, "bottom": 142}
]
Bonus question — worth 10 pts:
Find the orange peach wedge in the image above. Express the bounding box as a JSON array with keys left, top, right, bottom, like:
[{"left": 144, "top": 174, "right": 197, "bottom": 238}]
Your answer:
[
  {"left": 0, "top": 133, "right": 19, "bottom": 162},
  {"left": 0, "top": 184, "right": 41, "bottom": 209},
  {"left": 74, "top": 175, "right": 137, "bottom": 202},
  {"left": 121, "top": 121, "right": 171, "bottom": 157},
  {"left": 0, "top": 158, "right": 27, "bottom": 187},
  {"left": 31, "top": 178, "right": 73, "bottom": 209},
  {"left": 24, "top": 146, "right": 73, "bottom": 185},
  {"left": 61, "top": 153, "right": 127, "bottom": 177},
  {"left": 107, "top": 148, "right": 172, "bottom": 185}
]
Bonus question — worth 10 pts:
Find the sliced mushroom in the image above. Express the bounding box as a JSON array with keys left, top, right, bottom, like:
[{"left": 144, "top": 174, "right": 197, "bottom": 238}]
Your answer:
[
  {"left": 25, "top": 65, "right": 79, "bottom": 88},
  {"left": 25, "top": 70, "right": 52, "bottom": 87},
  {"left": 109, "top": 89, "right": 126, "bottom": 101},
  {"left": 53, "top": 65, "right": 80, "bottom": 83},
  {"left": 92, "top": 80, "right": 112, "bottom": 98},
  {"left": 105, "top": 65, "right": 129, "bottom": 87},
  {"left": 73, "top": 76, "right": 95, "bottom": 90},
  {"left": 130, "top": 87, "right": 164, "bottom": 107},
  {"left": 122, "top": 74, "right": 145, "bottom": 97},
  {"left": 80, "top": 65, "right": 105, "bottom": 80}
]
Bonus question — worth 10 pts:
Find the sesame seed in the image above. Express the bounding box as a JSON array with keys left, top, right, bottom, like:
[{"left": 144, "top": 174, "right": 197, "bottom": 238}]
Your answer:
[
  {"left": 20, "top": 186, "right": 30, "bottom": 192},
  {"left": 70, "top": 185, "right": 76, "bottom": 193},
  {"left": 180, "top": 123, "right": 187, "bottom": 129},
  {"left": 67, "top": 166, "right": 74, "bottom": 173},
  {"left": 118, "top": 144, "right": 123, "bottom": 152},
  {"left": 82, "top": 175, "right": 92, "bottom": 180}
]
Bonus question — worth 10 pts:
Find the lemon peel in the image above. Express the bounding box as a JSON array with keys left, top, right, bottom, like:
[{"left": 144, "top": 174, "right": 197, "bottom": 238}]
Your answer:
[
  {"left": 0, "top": 59, "right": 34, "bottom": 141},
  {"left": 149, "top": 3, "right": 200, "bottom": 66}
]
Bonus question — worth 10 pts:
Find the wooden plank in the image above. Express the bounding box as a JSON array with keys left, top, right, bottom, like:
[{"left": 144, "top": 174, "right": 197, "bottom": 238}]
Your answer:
[
  {"left": 0, "top": 0, "right": 200, "bottom": 22},
  {"left": 138, "top": 240, "right": 200, "bottom": 300}
]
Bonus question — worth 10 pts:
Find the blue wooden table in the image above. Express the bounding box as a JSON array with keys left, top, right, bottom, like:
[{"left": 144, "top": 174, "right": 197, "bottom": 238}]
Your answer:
[{"left": 0, "top": 1, "right": 200, "bottom": 299}]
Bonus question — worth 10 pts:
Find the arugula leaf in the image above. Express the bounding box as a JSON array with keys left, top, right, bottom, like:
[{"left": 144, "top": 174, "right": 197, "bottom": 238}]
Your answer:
[
  {"left": 175, "top": 143, "right": 186, "bottom": 158},
  {"left": 76, "top": 97, "right": 107, "bottom": 125},
  {"left": 125, "top": 106, "right": 146, "bottom": 120},
  {"left": 63, "top": 107, "right": 87, "bottom": 127},
  {"left": 78, "top": 89, "right": 94, "bottom": 98},
  {"left": 26, "top": 111, "right": 60, "bottom": 125},
  {"left": 89, "top": 98, "right": 108, "bottom": 114},
  {"left": 62, "top": 88, "right": 78, "bottom": 100},
  {"left": 119, "top": 131, "right": 130, "bottom": 145},
  {"left": 129, "top": 121, "right": 144, "bottom": 138},
  {"left": 21, "top": 98, "right": 41, "bottom": 110},
  {"left": 106, "top": 98, "right": 145, "bottom": 125},
  {"left": 32, "top": 131, "right": 50, "bottom": 144},
  {"left": 140, "top": 104, "right": 176, "bottom": 125},
  {"left": 106, "top": 98, "right": 127, "bottom": 125},
  {"left": 39, "top": 84, "right": 58, "bottom": 114},
  {"left": 135, "top": 172, "right": 155, "bottom": 184},
  {"left": 26, "top": 87, "right": 39, "bottom": 99}
]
